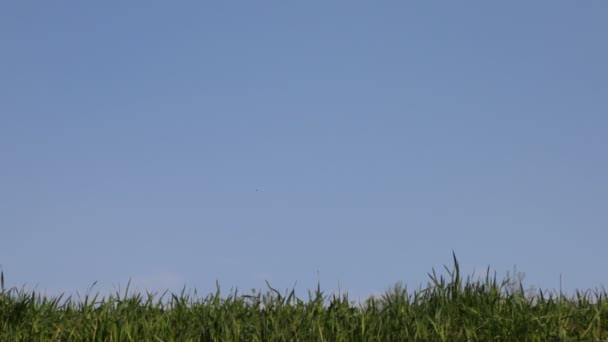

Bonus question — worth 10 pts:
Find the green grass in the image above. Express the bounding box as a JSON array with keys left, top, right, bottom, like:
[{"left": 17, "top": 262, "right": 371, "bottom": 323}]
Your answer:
[{"left": 1, "top": 255, "right": 607, "bottom": 341}]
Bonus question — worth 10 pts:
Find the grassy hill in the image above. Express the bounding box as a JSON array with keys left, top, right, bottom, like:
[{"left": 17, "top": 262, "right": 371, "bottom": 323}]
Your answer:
[{"left": 1, "top": 256, "right": 606, "bottom": 341}]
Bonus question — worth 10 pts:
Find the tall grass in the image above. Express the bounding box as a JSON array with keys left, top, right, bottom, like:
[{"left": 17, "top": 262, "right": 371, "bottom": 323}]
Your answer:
[{"left": 1, "top": 255, "right": 607, "bottom": 341}]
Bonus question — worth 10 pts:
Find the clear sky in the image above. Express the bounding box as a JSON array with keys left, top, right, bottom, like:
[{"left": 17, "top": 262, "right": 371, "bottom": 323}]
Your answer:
[{"left": 1, "top": 1, "right": 607, "bottom": 298}]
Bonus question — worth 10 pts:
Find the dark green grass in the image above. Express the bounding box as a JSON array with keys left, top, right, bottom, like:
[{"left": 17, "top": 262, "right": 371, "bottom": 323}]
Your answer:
[{"left": 1, "top": 255, "right": 607, "bottom": 341}]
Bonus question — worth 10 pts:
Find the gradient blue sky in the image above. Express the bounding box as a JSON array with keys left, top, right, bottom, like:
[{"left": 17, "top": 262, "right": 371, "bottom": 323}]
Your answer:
[{"left": 1, "top": 1, "right": 607, "bottom": 298}]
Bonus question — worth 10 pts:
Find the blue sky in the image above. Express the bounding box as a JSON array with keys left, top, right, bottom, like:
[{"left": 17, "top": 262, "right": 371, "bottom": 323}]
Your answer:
[{"left": 1, "top": 1, "right": 607, "bottom": 298}]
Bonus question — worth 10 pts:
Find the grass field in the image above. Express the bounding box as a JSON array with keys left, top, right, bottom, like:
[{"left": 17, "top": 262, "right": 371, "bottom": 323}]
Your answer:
[{"left": 1, "top": 255, "right": 607, "bottom": 341}]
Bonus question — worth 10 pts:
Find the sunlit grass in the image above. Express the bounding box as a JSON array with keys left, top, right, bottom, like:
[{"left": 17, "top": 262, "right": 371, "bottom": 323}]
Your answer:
[{"left": 1, "top": 254, "right": 607, "bottom": 341}]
